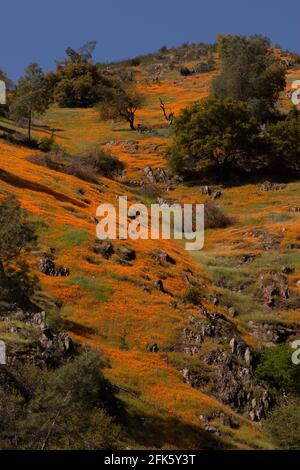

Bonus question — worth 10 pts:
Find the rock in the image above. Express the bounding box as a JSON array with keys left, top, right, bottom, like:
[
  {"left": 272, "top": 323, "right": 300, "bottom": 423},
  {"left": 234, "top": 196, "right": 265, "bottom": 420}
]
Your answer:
[
  {"left": 204, "top": 423, "right": 221, "bottom": 436},
  {"left": 229, "top": 337, "right": 236, "bottom": 354},
  {"left": 200, "top": 185, "right": 211, "bottom": 196},
  {"left": 228, "top": 307, "right": 236, "bottom": 317},
  {"left": 297, "top": 280, "right": 300, "bottom": 288},
  {"left": 249, "top": 410, "right": 256, "bottom": 421},
  {"left": 213, "top": 297, "right": 219, "bottom": 306},
  {"left": 180, "top": 66, "right": 192, "bottom": 76},
  {"left": 244, "top": 348, "right": 252, "bottom": 367},
  {"left": 147, "top": 343, "right": 159, "bottom": 353},
  {"left": 281, "top": 266, "right": 294, "bottom": 274},
  {"left": 151, "top": 249, "right": 176, "bottom": 265},
  {"left": 116, "top": 245, "right": 136, "bottom": 261},
  {"left": 154, "top": 279, "right": 165, "bottom": 292},
  {"left": 38, "top": 258, "right": 70, "bottom": 277},
  {"left": 240, "top": 254, "right": 256, "bottom": 264},
  {"left": 256, "top": 406, "right": 265, "bottom": 421},
  {"left": 247, "top": 320, "right": 297, "bottom": 344},
  {"left": 259, "top": 271, "right": 289, "bottom": 306},
  {"left": 212, "top": 191, "right": 222, "bottom": 201},
  {"left": 144, "top": 165, "right": 169, "bottom": 184},
  {"left": 287, "top": 243, "right": 300, "bottom": 250},
  {"left": 251, "top": 398, "right": 257, "bottom": 409},
  {"left": 93, "top": 240, "right": 114, "bottom": 259},
  {"left": 182, "top": 367, "right": 191, "bottom": 384},
  {"left": 259, "top": 181, "right": 286, "bottom": 192}
]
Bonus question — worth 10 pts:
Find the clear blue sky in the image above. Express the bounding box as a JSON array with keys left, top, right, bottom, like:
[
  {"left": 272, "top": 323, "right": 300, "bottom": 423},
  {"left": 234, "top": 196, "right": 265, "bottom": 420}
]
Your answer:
[{"left": 1, "top": 0, "right": 299, "bottom": 81}]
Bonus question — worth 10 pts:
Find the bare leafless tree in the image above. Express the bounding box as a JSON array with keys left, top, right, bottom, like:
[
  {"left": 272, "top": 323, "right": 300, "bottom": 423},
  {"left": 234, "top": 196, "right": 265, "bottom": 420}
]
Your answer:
[{"left": 159, "top": 98, "right": 174, "bottom": 125}]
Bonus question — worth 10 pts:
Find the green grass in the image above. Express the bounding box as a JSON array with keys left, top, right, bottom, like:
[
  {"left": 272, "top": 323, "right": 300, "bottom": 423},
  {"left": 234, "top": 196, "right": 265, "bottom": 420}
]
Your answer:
[
  {"left": 59, "top": 227, "right": 90, "bottom": 249},
  {"left": 66, "top": 274, "right": 113, "bottom": 301}
]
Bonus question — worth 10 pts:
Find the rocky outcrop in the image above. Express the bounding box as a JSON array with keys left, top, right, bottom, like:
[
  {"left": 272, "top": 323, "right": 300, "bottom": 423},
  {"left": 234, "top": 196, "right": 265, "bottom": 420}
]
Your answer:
[
  {"left": 2, "top": 308, "right": 75, "bottom": 368},
  {"left": 258, "top": 271, "right": 289, "bottom": 307},
  {"left": 92, "top": 240, "right": 114, "bottom": 259},
  {"left": 151, "top": 249, "right": 176, "bottom": 265},
  {"left": 179, "top": 307, "right": 272, "bottom": 421},
  {"left": 38, "top": 257, "right": 70, "bottom": 277}
]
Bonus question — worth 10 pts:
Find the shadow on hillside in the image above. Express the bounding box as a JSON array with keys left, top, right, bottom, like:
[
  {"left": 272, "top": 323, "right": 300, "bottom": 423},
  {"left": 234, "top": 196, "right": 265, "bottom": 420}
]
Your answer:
[
  {"left": 116, "top": 399, "right": 225, "bottom": 450},
  {"left": 184, "top": 172, "right": 300, "bottom": 188},
  {"left": 63, "top": 319, "right": 97, "bottom": 337}
]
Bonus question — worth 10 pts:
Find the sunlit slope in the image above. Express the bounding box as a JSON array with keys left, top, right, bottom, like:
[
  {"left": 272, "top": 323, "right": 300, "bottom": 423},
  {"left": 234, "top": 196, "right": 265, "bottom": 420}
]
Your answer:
[{"left": 1, "top": 60, "right": 294, "bottom": 448}]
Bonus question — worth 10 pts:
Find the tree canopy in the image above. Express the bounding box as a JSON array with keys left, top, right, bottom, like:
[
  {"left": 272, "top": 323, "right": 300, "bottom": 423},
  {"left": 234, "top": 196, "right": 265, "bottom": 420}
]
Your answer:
[
  {"left": 212, "top": 34, "right": 286, "bottom": 122},
  {"left": 10, "top": 63, "right": 49, "bottom": 141},
  {"left": 166, "top": 96, "right": 264, "bottom": 179}
]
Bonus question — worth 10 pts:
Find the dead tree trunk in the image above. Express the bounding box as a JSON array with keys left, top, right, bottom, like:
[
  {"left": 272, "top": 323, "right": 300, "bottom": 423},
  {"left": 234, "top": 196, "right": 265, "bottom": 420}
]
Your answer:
[{"left": 159, "top": 98, "right": 174, "bottom": 126}]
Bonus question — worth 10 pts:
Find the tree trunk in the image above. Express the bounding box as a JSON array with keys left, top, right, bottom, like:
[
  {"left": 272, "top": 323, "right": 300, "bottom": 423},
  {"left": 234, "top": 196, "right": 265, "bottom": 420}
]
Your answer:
[{"left": 128, "top": 113, "right": 135, "bottom": 130}]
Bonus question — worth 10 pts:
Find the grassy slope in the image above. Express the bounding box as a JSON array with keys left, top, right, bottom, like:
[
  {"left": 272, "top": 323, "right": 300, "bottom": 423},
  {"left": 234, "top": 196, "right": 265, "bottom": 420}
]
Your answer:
[{"left": 1, "top": 59, "right": 299, "bottom": 450}]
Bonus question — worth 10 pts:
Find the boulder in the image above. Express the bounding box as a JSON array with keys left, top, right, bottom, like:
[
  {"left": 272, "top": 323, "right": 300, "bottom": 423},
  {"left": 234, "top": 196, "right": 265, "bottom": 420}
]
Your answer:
[
  {"left": 116, "top": 245, "right": 136, "bottom": 261},
  {"left": 38, "top": 258, "right": 70, "bottom": 277},
  {"left": 93, "top": 240, "right": 114, "bottom": 259}
]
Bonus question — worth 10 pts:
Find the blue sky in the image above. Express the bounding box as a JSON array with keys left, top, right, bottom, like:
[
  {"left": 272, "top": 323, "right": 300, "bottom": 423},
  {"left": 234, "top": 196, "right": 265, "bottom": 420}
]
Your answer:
[{"left": 1, "top": 0, "right": 299, "bottom": 81}]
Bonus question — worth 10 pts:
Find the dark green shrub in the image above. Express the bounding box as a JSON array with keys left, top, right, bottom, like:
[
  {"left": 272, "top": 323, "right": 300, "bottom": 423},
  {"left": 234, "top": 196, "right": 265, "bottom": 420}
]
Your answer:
[
  {"left": 266, "top": 399, "right": 300, "bottom": 449},
  {"left": 265, "top": 108, "right": 300, "bottom": 176},
  {"left": 255, "top": 344, "right": 300, "bottom": 393},
  {"left": 182, "top": 286, "right": 203, "bottom": 305},
  {"left": 212, "top": 34, "right": 286, "bottom": 122},
  {"left": 166, "top": 97, "right": 265, "bottom": 179}
]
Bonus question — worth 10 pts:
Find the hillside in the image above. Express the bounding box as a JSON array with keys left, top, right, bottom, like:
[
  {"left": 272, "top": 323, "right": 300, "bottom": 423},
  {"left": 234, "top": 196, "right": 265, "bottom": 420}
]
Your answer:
[{"left": 1, "top": 44, "right": 300, "bottom": 450}]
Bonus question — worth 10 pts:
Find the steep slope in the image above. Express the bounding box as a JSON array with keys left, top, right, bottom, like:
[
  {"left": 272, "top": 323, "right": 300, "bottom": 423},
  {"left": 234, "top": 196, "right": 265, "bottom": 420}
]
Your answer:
[{"left": 1, "top": 55, "right": 299, "bottom": 450}]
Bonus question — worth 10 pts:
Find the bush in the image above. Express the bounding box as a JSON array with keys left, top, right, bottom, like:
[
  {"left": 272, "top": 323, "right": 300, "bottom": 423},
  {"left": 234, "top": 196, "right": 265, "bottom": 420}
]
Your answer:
[
  {"left": 255, "top": 344, "right": 300, "bottom": 393},
  {"left": 266, "top": 399, "right": 300, "bottom": 449},
  {"left": 265, "top": 108, "right": 300, "bottom": 176},
  {"left": 212, "top": 34, "right": 286, "bottom": 122},
  {"left": 129, "top": 57, "right": 141, "bottom": 66},
  {"left": 87, "top": 149, "right": 125, "bottom": 177},
  {"left": 29, "top": 148, "right": 124, "bottom": 183},
  {"left": 0, "top": 196, "right": 37, "bottom": 305},
  {"left": 166, "top": 97, "right": 265, "bottom": 180},
  {"left": 182, "top": 286, "right": 202, "bottom": 305},
  {"left": 38, "top": 137, "right": 62, "bottom": 153},
  {"left": 48, "top": 62, "right": 116, "bottom": 108},
  {"left": 204, "top": 202, "right": 232, "bottom": 229},
  {"left": 0, "top": 351, "right": 121, "bottom": 449}
]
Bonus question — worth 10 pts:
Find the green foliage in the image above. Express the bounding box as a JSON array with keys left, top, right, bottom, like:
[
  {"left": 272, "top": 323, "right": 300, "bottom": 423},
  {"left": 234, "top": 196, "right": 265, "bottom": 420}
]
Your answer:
[
  {"left": 79, "top": 148, "right": 125, "bottom": 177},
  {"left": 0, "top": 196, "right": 36, "bottom": 267},
  {"left": 166, "top": 97, "right": 264, "bottom": 179},
  {"left": 66, "top": 274, "right": 113, "bottom": 301},
  {"left": 266, "top": 399, "right": 300, "bottom": 449},
  {"left": 0, "top": 351, "right": 121, "bottom": 450},
  {"left": 265, "top": 108, "right": 300, "bottom": 175},
  {"left": 48, "top": 61, "right": 115, "bottom": 108},
  {"left": 37, "top": 136, "right": 62, "bottom": 153},
  {"left": 99, "top": 86, "right": 145, "bottom": 130},
  {"left": 10, "top": 63, "right": 50, "bottom": 140},
  {"left": 255, "top": 344, "right": 300, "bottom": 393},
  {"left": 212, "top": 34, "right": 286, "bottom": 122},
  {"left": 0, "top": 196, "right": 37, "bottom": 304},
  {"left": 182, "top": 286, "right": 203, "bottom": 305}
]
